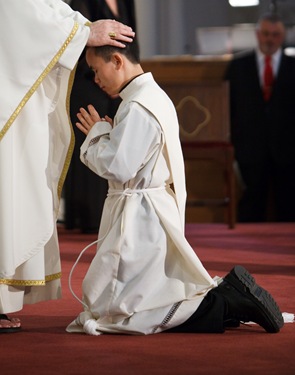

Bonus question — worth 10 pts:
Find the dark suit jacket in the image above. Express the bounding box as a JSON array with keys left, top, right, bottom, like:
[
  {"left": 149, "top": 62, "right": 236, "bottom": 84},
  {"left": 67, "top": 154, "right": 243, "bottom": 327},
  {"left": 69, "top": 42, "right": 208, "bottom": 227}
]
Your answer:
[
  {"left": 70, "top": 0, "right": 137, "bottom": 30},
  {"left": 225, "top": 50, "right": 295, "bottom": 165}
]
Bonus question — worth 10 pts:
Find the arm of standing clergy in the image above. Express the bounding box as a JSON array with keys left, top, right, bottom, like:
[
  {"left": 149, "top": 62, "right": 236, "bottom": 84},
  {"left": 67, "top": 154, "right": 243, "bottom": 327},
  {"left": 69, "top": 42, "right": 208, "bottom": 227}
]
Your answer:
[
  {"left": 0, "top": 0, "right": 90, "bottom": 139},
  {"left": 36, "top": 0, "right": 90, "bottom": 71},
  {"left": 44, "top": 0, "right": 88, "bottom": 24}
]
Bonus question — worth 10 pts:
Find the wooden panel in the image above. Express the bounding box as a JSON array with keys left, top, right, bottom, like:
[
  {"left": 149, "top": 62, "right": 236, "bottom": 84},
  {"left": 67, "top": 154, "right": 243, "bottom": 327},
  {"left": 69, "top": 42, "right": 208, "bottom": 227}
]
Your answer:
[
  {"left": 163, "top": 82, "right": 230, "bottom": 142},
  {"left": 185, "top": 160, "right": 227, "bottom": 223},
  {"left": 141, "top": 57, "right": 231, "bottom": 142},
  {"left": 141, "top": 55, "right": 230, "bottom": 83}
]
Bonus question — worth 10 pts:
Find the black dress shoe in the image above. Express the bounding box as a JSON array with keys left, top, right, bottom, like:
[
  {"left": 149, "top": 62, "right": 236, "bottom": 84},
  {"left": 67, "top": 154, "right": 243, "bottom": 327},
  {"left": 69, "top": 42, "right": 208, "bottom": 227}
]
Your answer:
[
  {"left": 218, "top": 265, "right": 284, "bottom": 333},
  {"left": 224, "top": 319, "right": 240, "bottom": 328}
]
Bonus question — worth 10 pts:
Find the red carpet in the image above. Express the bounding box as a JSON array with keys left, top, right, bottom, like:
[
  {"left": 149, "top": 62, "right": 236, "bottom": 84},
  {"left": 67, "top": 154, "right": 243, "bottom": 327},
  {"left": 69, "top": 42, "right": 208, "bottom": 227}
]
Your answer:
[{"left": 2, "top": 223, "right": 295, "bottom": 375}]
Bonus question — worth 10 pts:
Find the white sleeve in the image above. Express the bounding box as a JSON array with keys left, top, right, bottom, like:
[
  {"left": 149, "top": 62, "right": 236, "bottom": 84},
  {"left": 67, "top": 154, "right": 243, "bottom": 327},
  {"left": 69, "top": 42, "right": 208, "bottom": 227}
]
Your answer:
[
  {"left": 37, "top": 0, "right": 90, "bottom": 70},
  {"left": 0, "top": 0, "right": 89, "bottom": 134},
  {"left": 80, "top": 121, "right": 113, "bottom": 173},
  {"left": 80, "top": 102, "right": 162, "bottom": 183},
  {"left": 43, "top": 0, "right": 89, "bottom": 24}
]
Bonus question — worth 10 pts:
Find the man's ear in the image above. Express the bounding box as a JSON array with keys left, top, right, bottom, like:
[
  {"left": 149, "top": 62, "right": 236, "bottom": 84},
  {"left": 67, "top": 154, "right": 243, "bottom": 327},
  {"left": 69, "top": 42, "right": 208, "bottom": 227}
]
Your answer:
[{"left": 112, "top": 53, "right": 124, "bottom": 70}]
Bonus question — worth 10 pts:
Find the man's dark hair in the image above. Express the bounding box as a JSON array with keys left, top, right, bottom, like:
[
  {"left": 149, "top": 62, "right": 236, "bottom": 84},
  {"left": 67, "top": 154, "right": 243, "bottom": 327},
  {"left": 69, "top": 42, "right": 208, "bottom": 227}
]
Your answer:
[
  {"left": 92, "top": 37, "right": 140, "bottom": 64},
  {"left": 258, "top": 12, "right": 284, "bottom": 26}
]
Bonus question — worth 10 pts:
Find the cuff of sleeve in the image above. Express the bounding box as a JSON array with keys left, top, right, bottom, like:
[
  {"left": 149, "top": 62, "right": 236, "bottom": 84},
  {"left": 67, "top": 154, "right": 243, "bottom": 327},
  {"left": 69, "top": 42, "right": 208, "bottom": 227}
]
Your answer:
[
  {"left": 80, "top": 121, "right": 112, "bottom": 155},
  {"left": 58, "top": 23, "right": 90, "bottom": 70}
]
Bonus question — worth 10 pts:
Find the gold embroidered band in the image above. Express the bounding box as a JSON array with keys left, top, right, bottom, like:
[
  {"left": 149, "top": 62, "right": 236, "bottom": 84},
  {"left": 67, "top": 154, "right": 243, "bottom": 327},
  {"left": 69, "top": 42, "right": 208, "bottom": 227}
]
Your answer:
[{"left": 0, "top": 272, "right": 62, "bottom": 287}]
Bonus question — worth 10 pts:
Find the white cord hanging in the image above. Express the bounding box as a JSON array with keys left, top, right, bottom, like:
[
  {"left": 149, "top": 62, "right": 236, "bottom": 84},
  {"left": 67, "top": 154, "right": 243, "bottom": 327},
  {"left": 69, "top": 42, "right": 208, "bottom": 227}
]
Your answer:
[{"left": 68, "top": 238, "right": 100, "bottom": 309}]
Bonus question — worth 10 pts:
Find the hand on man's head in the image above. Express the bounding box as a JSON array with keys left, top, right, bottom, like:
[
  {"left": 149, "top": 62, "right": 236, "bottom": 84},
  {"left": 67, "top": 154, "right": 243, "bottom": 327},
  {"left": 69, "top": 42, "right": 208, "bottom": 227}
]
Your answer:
[{"left": 87, "top": 19, "right": 135, "bottom": 48}]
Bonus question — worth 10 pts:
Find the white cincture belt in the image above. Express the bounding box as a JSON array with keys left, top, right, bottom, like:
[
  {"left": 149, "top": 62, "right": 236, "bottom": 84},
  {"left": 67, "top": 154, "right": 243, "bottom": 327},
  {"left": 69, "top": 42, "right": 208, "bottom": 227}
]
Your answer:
[{"left": 107, "top": 186, "right": 166, "bottom": 197}]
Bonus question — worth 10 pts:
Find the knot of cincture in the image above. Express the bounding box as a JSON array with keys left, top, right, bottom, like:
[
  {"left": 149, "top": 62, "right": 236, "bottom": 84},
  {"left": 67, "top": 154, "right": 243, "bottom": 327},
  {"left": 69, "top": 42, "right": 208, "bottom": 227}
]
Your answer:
[{"left": 83, "top": 319, "right": 102, "bottom": 336}]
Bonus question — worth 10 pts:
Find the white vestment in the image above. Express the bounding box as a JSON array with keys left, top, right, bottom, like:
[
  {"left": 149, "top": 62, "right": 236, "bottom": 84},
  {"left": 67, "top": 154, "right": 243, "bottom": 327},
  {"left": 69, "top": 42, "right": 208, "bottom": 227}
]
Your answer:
[
  {"left": 0, "top": 0, "right": 89, "bottom": 313},
  {"left": 67, "top": 73, "right": 217, "bottom": 335}
]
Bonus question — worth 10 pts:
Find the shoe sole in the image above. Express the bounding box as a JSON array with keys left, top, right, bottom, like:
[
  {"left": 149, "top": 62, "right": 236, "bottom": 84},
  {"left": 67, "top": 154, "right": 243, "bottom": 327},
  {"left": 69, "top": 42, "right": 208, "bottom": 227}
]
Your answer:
[
  {"left": 0, "top": 327, "right": 21, "bottom": 333},
  {"left": 224, "top": 265, "right": 284, "bottom": 333}
]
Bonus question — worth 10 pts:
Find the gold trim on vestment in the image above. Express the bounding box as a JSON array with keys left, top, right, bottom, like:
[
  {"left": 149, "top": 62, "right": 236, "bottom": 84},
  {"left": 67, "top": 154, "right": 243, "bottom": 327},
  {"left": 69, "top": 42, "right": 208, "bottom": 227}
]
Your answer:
[
  {"left": 57, "top": 63, "right": 77, "bottom": 202},
  {"left": 56, "top": 19, "right": 92, "bottom": 200},
  {"left": 0, "top": 272, "right": 62, "bottom": 287},
  {"left": 0, "top": 22, "right": 79, "bottom": 142}
]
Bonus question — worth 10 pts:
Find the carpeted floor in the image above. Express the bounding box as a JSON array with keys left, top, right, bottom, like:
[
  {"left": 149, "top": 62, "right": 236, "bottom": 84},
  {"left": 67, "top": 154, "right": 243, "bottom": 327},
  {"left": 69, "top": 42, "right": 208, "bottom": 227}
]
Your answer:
[{"left": 2, "top": 223, "right": 295, "bottom": 375}]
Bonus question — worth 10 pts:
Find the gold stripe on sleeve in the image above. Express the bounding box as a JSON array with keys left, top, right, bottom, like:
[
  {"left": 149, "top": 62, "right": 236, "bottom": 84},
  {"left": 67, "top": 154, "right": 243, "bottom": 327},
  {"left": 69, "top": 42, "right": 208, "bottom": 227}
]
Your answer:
[
  {"left": 56, "top": 64, "right": 77, "bottom": 202},
  {"left": 0, "top": 22, "right": 79, "bottom": 142}
]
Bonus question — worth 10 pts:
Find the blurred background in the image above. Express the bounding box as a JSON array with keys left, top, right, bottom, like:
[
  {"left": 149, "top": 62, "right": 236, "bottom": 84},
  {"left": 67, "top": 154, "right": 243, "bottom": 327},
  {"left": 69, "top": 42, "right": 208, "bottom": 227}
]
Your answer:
[{"left": 135, "top": 0, "right": 295, "bottom": 58}]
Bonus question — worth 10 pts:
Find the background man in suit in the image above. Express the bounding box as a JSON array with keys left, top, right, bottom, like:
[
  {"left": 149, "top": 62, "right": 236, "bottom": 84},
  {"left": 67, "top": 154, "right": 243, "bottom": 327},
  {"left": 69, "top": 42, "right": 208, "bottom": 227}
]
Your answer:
[{"left": 225, "top": 13, "right": 295, "bottom": 222}]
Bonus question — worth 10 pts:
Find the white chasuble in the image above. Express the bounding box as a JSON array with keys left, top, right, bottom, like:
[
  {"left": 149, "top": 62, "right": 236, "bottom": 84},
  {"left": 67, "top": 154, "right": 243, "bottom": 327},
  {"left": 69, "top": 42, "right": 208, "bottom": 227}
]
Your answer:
[
  {"left": 67, "top": 73, "right": 217, "bottom": 335},
  {"left": 0, "top": 0, "right": 89, "bottom": 313}
]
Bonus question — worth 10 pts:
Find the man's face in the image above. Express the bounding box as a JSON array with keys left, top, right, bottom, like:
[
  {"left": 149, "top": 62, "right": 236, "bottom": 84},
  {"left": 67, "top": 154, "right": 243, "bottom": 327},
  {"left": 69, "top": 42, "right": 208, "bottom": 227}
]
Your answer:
[
  {"left": 256, "top": 20, "right": 285, "bottom": 56},
  {"left": 86, "top": 48, "right": 122, "bottom": 96}
]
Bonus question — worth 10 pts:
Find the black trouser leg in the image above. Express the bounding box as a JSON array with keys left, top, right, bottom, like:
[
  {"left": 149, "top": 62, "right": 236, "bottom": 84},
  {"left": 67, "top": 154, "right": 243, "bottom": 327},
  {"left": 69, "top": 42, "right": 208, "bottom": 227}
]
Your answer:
[{"left": 166, "top": 288, "right": 226, "bottom": 333}]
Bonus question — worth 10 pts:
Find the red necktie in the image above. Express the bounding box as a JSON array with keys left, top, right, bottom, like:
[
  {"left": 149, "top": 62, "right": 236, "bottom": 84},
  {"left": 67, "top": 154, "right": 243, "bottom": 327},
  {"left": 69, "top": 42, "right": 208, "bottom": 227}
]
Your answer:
[{"left": 263, "top": 55, "right": 274, "bottom": 101}]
